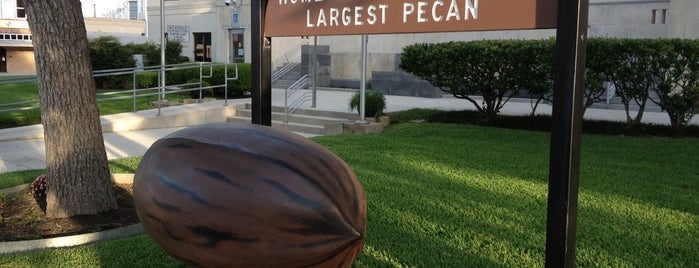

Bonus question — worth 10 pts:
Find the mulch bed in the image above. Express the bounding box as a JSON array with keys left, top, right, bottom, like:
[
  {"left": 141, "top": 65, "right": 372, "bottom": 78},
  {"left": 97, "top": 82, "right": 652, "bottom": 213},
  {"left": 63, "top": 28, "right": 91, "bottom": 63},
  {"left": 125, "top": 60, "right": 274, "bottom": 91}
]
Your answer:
[{"left": 0, "top": 183, "right": 139, "bottom": 242}]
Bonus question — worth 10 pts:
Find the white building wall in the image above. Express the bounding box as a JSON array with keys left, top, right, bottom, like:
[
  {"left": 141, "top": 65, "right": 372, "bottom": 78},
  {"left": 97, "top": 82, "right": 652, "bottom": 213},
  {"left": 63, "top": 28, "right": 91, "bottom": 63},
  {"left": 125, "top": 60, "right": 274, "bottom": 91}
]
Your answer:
[
  {"left": 144, "top": 0, "right": 695, "bottom": 83},
  {"left": 669, "top": 0, "right": 699, "bottom": 38},
  {"left": 147, "top": 0, "right": 250, "bottom": 63},
  {"left": 315, "top": 29, "right": 557, "bottom": 80},
  {"left": 588, "top": 0, "right": 669, "bottom": 38}
]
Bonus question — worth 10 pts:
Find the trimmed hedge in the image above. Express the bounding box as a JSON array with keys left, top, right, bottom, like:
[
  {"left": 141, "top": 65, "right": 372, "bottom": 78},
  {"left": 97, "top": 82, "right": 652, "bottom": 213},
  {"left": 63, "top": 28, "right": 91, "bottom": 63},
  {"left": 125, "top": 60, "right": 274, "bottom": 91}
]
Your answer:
[
  {"left": 167, "top": 63, "right": 252, "bottom": 98},
  {"left": 89, "top": 36, "right": 189, "bottom": 90},
  {"left": 401, "top": 38, "right": 699, "bottom": 133},
  {"left": 136, "top": 72, "right": 158, "bottom": 88},
  {"left": 89, "top": 36, "right": 135, "bottom": 90}
]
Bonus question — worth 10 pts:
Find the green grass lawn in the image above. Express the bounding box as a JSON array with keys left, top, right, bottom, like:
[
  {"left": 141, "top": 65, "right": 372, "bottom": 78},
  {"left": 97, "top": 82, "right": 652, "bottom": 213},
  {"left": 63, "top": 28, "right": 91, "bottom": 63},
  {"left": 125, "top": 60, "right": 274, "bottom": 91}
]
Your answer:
[
  {"left": 0, "top": 123, "right": 697, "bottom": 267},
  {"left": 0, "top": 81, "right": 188, "bottom": 129}
]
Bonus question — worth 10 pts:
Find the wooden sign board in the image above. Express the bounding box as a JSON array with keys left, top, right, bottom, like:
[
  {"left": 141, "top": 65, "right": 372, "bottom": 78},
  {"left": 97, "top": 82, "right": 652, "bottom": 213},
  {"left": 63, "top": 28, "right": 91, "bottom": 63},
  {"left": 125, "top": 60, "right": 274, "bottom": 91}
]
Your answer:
[{"left": 265, "top": 0, "right": 558, "bottom": 37}]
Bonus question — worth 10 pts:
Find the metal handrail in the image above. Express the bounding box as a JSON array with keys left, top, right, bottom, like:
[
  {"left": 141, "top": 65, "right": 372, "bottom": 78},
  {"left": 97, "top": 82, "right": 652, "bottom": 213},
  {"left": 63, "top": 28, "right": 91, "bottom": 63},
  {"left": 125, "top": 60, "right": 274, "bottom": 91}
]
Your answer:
[
  {"left": 272, "top": 62, "right": 299, "bottom": 83},
  {"left": 0, "top": 63, "right": 238, "bottom": 118},
  {"left": 272, "top": 42, "right": 307, "bottom": 83},
  {"left": 284, "top": 75, "right": 311, "bottom": 123},
  {"left": 272, "top": 42, "right": 306, "bottom": 70},
  {"left": 0, "top": 75, "right": 38, "bottom": 85}
]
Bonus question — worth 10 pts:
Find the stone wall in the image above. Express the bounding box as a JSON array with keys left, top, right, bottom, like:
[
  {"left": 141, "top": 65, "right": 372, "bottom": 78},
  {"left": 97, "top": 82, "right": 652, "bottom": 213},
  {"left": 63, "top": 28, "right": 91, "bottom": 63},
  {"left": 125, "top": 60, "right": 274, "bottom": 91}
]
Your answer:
[
  {"left": 371, "top": 71, "right": 442, "bottom": 98},
  {"left": 301, "top": 45, "right": 331, "bottom": 87}
]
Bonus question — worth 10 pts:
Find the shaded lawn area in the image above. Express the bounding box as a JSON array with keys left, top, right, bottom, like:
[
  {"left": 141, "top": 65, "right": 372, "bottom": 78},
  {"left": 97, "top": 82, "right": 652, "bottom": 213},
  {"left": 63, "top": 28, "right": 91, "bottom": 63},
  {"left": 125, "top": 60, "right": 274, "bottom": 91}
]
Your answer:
[
  {"left": 0, "top": 81, "right": 187, "bottom": 129},
  {"left": 0, "top": 123, "right": 697, "bottom": 267}
]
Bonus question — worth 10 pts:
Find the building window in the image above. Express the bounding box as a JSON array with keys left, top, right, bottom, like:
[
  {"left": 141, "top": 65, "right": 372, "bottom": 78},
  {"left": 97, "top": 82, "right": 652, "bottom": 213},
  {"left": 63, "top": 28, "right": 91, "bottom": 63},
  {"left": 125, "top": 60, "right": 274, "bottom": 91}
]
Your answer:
[
  {"left": 16, "top": 0, "right": 26, "bottom": 18},
  {"left": 651, "top": 9, "right": 668, "bottom": 24},
  {"left": 661, "top": 9, "right": 667, "bottom": 24},
  {"left": 128, "top": 1, "right": 138, "bottom": 20},
  {"left": 193, "top": 33, "right": 212, "bottom": 62}
]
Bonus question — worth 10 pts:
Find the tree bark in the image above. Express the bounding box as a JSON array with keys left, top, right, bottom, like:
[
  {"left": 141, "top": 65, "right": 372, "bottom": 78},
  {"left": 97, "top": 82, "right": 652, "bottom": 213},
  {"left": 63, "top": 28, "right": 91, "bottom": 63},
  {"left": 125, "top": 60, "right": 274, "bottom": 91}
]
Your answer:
[{"left": 25, "top": 0, "right": 117, "bottom": 218}]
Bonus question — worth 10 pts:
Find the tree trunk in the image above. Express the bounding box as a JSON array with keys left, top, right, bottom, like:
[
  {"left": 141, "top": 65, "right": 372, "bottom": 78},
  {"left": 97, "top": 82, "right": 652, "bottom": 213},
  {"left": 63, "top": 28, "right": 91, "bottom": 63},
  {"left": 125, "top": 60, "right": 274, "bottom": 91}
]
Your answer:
[{"left": 26, "top": 0, "right": 117, "bottom": 218}]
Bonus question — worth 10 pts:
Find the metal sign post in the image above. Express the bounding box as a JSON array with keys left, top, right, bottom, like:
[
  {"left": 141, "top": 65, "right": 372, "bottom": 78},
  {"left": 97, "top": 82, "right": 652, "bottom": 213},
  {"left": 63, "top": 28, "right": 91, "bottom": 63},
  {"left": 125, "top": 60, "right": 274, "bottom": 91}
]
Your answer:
[
  {"left": 251, "top": 0, "right": 272, "bottom": 126},
  {"left": 253, "top": 0, "right": 589, "bottom": 265},
  {"left": 546, "top": 0, "right": 589, "bottom": 267}
]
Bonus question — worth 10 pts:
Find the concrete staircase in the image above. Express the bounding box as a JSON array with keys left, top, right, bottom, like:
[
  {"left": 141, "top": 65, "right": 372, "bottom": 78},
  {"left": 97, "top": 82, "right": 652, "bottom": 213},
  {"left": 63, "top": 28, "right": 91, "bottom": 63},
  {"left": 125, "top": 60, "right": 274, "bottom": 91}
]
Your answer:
[
  {"left": 228, "top": 103, "right": 359, "bottom": 137},
  {"left": 272, "top": 63, "right": 306, "bottom": 90}
]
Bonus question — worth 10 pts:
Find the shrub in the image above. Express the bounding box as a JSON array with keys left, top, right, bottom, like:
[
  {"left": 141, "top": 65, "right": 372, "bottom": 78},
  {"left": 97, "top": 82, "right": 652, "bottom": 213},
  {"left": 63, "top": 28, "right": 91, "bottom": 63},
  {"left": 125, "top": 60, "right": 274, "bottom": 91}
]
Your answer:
[
  {"left": 646, "top": 39, "right": 699, "bottom": 135},
  {"left": 186, "top": 78, "right": 213, "bottom": 99},
  {"left": 126, "top": 42, "right": 159, "bottom": 66},
  {"left": 89, "top": 36, "right": 135, "bottom": 89},
  {"left": 30, "top": 174, "right": 48, "bottom": 198},
  {"left": 229, "top": 63, "right": 253, "bottom": 97},
  {"left": 126, "top": 40, "right": 189, "bottom": 66},
  {"left": 401, "top": 40, "right": 524, "bottom": 120},
  {"left": 136, "top": 71, "right": 159, "bottom": 88},
  {"left": 168, "top": 63, "right": 252, "bottom": 98},
  {"left": 401, "top": 38, "right": 699, "bottom": 128},
  {"left": 349, "top": 90, "right": 386, "bottom": 117}
]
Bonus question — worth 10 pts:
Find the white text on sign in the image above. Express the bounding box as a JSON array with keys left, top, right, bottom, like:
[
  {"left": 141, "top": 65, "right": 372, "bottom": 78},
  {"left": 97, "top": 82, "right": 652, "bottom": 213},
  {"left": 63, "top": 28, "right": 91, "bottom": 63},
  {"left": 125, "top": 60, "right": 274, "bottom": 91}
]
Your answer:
[{"left": 303, "top": 0, "right": 479, "bottom": 29}]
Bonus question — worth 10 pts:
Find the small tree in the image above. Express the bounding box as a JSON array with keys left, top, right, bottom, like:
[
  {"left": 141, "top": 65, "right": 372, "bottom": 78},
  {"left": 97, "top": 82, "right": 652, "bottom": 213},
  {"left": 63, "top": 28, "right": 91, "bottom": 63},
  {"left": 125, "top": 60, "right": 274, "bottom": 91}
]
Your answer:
[
  {"left": 401, "top": 41, "right": 522, "bottom": 120},
  {"left": 600, "top": 39, "right": 655, "bottom": 128},
  {"left": 516, "top": 39, "right": 555, "bottom": 117},
  {"left": 648, "top": 39, "right": 699, "bottom": 134},
  {"left": 584, "top": 38, "right": 612, "bottom": 115}
]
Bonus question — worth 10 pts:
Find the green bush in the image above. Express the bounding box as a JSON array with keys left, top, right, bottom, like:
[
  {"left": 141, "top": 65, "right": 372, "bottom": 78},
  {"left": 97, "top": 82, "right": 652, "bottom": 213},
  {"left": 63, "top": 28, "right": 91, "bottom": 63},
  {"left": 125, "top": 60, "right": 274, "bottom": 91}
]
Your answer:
[
  {"left": 646, "top": 39, "right": 699, "bottom": 134},
  {"left": 401, "top": 38, "right": 699, "bottom": 131},
  {"left": 125, "top": 40, "right": 189, "bottom": 66},
  {"left": 89, "top": 36, "right": 135, "bottom": 89},
  {"left": 401, "top": 40, "right": 527, "bottom": 120},
  {"left": 349, "top": 90, "right": 386, "bottom": 117},
  {"left": 167, "top": 63, "right": 252, "bottom": 98},
  {"left": 135, "top": 72, "right": 158, "bottom": 88},
  {"left": 126, "top": 42, "right": 159, "bottom": 66}
]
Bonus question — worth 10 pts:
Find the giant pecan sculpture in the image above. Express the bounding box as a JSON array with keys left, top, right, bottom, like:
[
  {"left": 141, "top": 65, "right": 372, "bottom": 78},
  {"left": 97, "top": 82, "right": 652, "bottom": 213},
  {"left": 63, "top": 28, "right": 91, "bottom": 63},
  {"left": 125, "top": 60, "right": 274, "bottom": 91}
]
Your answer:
[{"left": 133, "top": 123, "right": 366, "bottom": 267}]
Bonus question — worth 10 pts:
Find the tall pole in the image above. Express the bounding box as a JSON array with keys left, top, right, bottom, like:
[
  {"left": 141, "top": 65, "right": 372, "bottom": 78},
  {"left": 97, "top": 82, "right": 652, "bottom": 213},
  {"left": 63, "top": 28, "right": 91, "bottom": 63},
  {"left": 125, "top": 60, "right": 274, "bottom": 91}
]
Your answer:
[
  {"left": 358, "top": 34, "right": 368, "bottom": 123},
  {"left": 311, "top": 35, "right": 317, "bottom": 108},
  {"left": 252, "top": 0, "right": 272, "bottom": 125},
  {"left": 545, "top": 0, "right": 589, "bottom": 267},
  {"left": 160, "top": 0, "right": 166, "bottom": 102}
]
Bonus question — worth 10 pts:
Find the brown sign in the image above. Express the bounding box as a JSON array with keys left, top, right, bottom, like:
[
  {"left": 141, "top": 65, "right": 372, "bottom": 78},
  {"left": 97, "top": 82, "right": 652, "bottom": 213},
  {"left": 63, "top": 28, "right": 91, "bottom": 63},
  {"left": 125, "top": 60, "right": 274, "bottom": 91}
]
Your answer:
[{"left": 265, "top": 0, "right": 558, "bottom": 37}]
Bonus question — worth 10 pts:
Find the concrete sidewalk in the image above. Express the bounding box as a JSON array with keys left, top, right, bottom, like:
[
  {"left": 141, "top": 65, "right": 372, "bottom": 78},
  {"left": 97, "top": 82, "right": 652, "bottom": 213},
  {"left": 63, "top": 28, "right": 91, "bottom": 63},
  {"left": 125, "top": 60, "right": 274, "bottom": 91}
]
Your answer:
[{"left": 0, "top": 88, "right": 696, "bottom": 174}]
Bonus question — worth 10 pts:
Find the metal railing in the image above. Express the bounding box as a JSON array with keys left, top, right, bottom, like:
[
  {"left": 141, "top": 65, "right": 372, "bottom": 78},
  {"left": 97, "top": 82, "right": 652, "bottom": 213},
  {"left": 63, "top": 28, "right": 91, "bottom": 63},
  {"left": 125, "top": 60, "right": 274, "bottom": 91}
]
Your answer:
[
  {"left": 0, "top": 62, "right": 238, "bottom": 117},
  {"left": 272, "top": 42, "right": 307, "bottom": 84},
  {"left": 284, "top": 74, "right": 312, "bottom": 123}
]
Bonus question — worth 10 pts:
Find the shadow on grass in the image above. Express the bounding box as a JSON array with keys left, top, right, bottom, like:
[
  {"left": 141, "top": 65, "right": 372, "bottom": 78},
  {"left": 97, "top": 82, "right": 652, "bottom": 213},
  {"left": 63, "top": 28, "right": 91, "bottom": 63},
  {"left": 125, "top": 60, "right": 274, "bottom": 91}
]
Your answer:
[
  {"left": 345, "top": 143, "right": 549, "bottom": 266},
  {"left": 319, "top": 123, "right": 698, "bottom": 267}
]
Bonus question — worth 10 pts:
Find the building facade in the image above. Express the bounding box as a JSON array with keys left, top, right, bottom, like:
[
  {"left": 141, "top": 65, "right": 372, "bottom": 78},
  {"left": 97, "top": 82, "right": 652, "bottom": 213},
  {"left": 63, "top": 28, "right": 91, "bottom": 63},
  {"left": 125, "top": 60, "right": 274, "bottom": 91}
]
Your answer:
[
  {"left": 147, "top": 0, "right": 698, "bottom": 87},
  {"left": 2, "top": 0, "right": 697, "bottom": 76},
  {"left": 147, "top": 0, "right": 250, "bottom": 64},
  {"left": 0, "top": 0, "right": 147, "bottom": 74}
]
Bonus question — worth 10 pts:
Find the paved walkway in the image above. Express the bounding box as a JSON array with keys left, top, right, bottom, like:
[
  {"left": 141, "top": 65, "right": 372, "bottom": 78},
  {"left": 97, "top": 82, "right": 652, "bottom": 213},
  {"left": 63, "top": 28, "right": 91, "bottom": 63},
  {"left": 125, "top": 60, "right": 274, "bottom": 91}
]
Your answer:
[{"left": 0, "top": 88, "right": 696, "bottom": 174}]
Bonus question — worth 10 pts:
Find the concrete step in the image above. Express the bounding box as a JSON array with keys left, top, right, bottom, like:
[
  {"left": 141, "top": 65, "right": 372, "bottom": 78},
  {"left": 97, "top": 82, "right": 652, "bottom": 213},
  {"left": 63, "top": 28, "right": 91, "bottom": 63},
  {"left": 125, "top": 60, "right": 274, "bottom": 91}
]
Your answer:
[
  {"left": 235, "top": 110, "right": 350, "bottom": 126},
  {"left": 244, "top": 103, "right": 359, "bottom": 121},
  {"left": 227, "top": 116, "right": 325, "bottom": 136},
  {"left": 227, "top": 104, "right": 357, "bottom": 137},
  {"left": 230, "top": 105, "right": 358, "bottom": 136}
]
